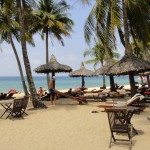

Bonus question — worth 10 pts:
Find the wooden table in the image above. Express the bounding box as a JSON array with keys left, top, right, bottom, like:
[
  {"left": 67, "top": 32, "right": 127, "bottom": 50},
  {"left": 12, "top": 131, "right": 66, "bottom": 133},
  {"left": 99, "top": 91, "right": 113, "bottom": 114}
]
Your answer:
[{"left": 0, "top": 99, "right": 14, "bottom": 118}]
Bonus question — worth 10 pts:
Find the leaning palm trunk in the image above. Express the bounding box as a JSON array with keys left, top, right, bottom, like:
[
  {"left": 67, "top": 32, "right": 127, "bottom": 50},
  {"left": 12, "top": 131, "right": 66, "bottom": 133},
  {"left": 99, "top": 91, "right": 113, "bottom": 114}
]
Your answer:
[
  {"left": 9, "top": 33, "right": 29, "bottom": 95},
  {"left": 123, "top": 0, "right": 136, "bottom": 95},
  {"left": 102, "top": 74, "right": 106, "bottom": 89},
  {"left": 16, "top": 0, "right": 46, "bottom": 108},
  {"left": 146, "top": 75, "right": 150, "bottom": 88},
  {"left": 101, "top": 62, "right": 106, "bottom": 89},
  {"left": 139, "top": 74, "right": 144, "bottom": 85},
  {"left": 46, "top": 28, "right": 50, "bottom": 88},
  {"left": 104, "top": 43, "right": 116, "bottom": 91}
]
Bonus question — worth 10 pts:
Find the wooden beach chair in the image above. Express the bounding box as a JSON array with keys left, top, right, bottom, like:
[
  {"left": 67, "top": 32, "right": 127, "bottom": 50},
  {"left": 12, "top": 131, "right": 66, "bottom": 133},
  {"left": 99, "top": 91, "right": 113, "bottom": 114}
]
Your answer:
[
  {"left": 21, "top": 95, "right": 29, "bottom": 116},
  {"left": 97, "top": 93, "right": 146, "bottom": 109},
  {"left": 80, "top": 95, "right": 106, "bottom": 102},
  {"left": 106, "top": 108, "right": 133, "bottom": 149},
  {"left": 6, "top": 99, "right": 23, "bottom": 120}
]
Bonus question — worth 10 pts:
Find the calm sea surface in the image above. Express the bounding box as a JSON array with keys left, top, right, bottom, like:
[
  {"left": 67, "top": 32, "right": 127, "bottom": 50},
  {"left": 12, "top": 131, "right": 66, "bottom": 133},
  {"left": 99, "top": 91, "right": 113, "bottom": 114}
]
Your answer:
[{"left": 0, "top": 76, "right": 139, "bottom": 93}]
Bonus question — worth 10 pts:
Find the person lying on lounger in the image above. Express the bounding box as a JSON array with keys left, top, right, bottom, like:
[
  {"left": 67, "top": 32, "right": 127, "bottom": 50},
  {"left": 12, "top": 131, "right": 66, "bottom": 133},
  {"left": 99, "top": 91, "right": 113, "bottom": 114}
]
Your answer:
[{"left": 65, "top": 88, "right": 82, "bottom": 97}]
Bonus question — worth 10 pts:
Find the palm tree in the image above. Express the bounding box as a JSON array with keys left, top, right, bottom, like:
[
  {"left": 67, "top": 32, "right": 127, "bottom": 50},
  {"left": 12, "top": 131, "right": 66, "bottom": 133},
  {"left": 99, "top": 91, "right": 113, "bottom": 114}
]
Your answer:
[
  {"left": 16, "top": 0, "right": 46, "bottom": 108},
  {"left": 32, "top": 0, "right": 74, "bottom": 88},
  {"left": 0, "top": 0, "right": 28, "bottom": 95},
  {"left": 81, "top": 0, "right": 150, "bottom": 94},
  {"left": 83, "top": 38, "right": 106, "bottom": 88},
  {"left": 84, "top": 37, "right": 120, "bottom": 88},
  {"left": 131, "top": 40, "right": 150, "bottom": 85},
  {"left": 132, "top": 40, "right": 150, "bottom": 61},
  {"left": 84, "top": 0, "right": 122, "bottom": 91}
]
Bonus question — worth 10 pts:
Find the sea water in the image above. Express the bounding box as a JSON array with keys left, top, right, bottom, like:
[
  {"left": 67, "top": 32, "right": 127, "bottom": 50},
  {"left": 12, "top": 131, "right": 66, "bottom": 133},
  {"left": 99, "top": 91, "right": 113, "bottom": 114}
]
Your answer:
[{"left": 0, "top": 75, "right": 139, "bottom": 93}]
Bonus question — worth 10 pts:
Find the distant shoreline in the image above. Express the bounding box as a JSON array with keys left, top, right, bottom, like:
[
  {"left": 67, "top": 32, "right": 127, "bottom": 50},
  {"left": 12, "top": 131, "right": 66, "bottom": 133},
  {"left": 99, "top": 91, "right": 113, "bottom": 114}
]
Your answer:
[{"left": 0, "top": 76, "right": 138, "bottom": 93}]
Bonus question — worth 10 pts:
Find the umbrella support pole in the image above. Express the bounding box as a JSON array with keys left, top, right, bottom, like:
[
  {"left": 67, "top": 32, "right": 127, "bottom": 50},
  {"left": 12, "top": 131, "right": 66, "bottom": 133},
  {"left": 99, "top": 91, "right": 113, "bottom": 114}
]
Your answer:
[
  {"left": 82, "top": 76, "right": 85, "bottom": 87},
  {"left": 109, "top": 75, "right": 116, "bottom": 91},
  {"left": 129, "top": 74, "right": 137, "bottom": 96}
]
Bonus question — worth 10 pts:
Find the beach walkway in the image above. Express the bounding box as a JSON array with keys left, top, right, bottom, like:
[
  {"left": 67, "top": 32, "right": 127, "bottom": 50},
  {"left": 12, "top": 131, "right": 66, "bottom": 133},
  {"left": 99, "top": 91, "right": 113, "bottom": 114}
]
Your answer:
[{"left": 0, "top": 99, "right": 149, "bottom": 150}]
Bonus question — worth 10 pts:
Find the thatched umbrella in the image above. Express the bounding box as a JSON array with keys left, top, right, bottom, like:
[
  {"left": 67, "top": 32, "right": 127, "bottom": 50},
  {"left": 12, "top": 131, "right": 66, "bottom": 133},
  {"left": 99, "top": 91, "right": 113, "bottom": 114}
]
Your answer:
[
  {"left": 95, "top": 61, "right": 113, "bottom": 75},
  {"left": 107, "top": 55, "right": 150, "bottom": 75},
  {"left": 105, "top": 55, "right": 150, "bottom": 94},
  {"left": 95, "top": 60, "right": 116, "bottom": 91},
  {"left": 69, "top": 62, "right": 95, "bottom": 87},
  {"left": 34, "top": 54, "right": 72, "bottom": 88}
]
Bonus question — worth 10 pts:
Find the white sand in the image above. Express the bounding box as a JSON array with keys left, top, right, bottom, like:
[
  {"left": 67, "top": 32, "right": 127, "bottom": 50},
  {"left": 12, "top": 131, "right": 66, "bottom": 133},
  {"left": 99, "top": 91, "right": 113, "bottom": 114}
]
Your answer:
[{"left": 0, "top": 98, "right": 149, "bottom": 150}]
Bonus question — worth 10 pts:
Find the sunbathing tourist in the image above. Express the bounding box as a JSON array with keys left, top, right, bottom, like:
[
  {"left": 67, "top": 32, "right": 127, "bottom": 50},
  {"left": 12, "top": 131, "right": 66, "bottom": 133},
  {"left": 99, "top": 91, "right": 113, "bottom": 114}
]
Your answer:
[
  {"left": 109, "top": 91, "right": 120, "bottom": 97},
  {"left": 38, "top": 87, "right": 45, "bottom": 97},
  {"left": 66, "top": 88, "right": 82, "bottom": 97}
]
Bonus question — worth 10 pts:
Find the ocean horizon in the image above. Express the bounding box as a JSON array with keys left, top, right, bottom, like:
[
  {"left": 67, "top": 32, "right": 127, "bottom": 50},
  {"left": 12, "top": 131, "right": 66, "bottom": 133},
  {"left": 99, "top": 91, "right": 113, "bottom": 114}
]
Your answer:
[{"left": 0, "top": 75, "right": 140, "bottom": 93}]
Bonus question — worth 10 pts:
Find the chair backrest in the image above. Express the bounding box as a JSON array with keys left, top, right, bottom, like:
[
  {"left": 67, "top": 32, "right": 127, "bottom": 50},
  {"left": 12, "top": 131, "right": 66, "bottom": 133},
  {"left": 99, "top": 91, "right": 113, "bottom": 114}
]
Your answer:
[
  {"left": 22, "top": 95, "right": 29, "bottom": 110},
  {"left": 106, "top": 108, "right": 132, "bottom": 149},
  {"left": 106, "top": 108, "right": 131, "bottom": 140},
  {"left": 127, "top": 93, "right": 143, "bottom": 105},
  {"left": 106, "top": 108, "right": 128, "bottom": 128},
  {"left": 12, "top": 99, "right": 23, "bottom": 113}
]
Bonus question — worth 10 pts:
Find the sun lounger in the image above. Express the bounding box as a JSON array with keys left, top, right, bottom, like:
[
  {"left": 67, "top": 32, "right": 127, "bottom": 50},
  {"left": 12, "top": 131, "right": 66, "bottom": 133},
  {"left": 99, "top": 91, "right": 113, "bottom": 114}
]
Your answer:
[
  {"left": 81, "top": 95, "right": 106, "bottom": 102},
  {"left": 54, "top": 90, "right": 87, "bottom": 104},
  {"left": 0, "top": 93, "right": 14, "bottom": 100},
  {"left": 5, "top": 93, "right": 14, "bottom": 99},
  {"left": 97, "top": 93, "right": 147, "bottom": 109}
]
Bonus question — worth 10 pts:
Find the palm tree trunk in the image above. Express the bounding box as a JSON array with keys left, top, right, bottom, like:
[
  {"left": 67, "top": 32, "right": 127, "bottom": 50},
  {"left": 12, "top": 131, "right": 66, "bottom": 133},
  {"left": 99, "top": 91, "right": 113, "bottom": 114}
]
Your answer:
[
  {"left": 46, "top": 28, "right": 50, "bottom": 88},
  {"left": 16, "top": 0, "right": 46, "bottom": 108},
  {"left": 9, "top": 33, "right": 28, "bottom": 95},
  {"left": 104, "top": 41, "right": 116, "bottom": 91},
  {"left": 123, "top": 0, "right": 136, "bottom": 95},
  {"left": 123, "top": 0, "right": 132, "bottom": 56},
  {"left": 146, "top": 75, "right": 150, "bottom": 88},
  {"left": 139, "top": 75, "right": 144, "bottom": 85}
]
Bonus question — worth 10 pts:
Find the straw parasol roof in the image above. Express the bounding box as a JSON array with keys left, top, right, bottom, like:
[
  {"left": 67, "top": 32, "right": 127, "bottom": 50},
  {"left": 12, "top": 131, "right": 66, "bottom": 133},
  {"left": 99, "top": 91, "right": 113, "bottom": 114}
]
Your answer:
[
  {"left": 69, "top": 62, "right": 95, "bottom": 87},
  {"left": 94, "top": 60, "right": 117, "bottom": 91},
  {"left": 106, "top": 55, "right": 150, "bottom": 75},
  {"left": 69, "top": 62, "right": 94, "bottom": 77},
  {"left": 34, "top": 54, "right": 72, "bottom": 74},
  {"left": 139, "top": 71, "right": 150, "bottom": 76},
  {"left": 95, "top": 60, "right": 114, "bottom": 75}
]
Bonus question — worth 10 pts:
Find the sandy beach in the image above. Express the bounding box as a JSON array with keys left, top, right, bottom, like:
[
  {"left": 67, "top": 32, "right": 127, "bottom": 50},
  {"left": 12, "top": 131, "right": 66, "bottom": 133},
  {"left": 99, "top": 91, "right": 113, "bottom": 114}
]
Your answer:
[{"left": 0, "top": 96, "right": 149, "bottom": 150}]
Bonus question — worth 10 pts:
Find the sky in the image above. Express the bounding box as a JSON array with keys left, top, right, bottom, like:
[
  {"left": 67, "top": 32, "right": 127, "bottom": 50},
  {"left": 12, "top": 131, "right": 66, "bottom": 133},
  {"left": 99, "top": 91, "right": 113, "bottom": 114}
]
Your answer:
[{"left": 0, "top": 0, "right": 124, "bottom": 76}]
